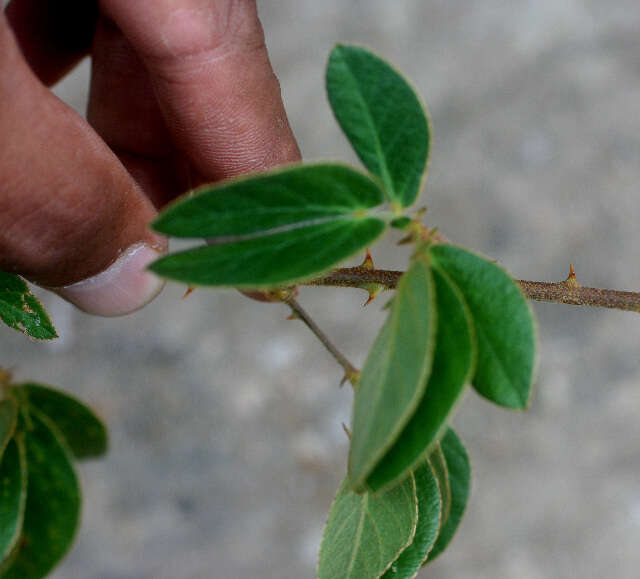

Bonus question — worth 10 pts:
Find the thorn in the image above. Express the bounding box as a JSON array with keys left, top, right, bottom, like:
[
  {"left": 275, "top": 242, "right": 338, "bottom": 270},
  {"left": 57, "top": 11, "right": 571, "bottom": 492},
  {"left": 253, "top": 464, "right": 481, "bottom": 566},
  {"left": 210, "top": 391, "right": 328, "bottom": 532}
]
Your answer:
[
  {"left": 182, "top": 286, "right": 195, "bottom": 299},
  {"left": 397, "top": 233, "right": 414, "bottom": 245},
  {"left": 360, "top": 248, "right": 374, "bottom": 270},
  {"left": 342, "top": 423, "right": 352, "bottom": 440},
  {"left": 286, "top": 312, "right": 300, "bottom": 321},
  {"left": 566, "top": 264, "right": 580, "bottom": 288},
  {"left": 361, "top": 283, "right": 384, "bottom": 306}
]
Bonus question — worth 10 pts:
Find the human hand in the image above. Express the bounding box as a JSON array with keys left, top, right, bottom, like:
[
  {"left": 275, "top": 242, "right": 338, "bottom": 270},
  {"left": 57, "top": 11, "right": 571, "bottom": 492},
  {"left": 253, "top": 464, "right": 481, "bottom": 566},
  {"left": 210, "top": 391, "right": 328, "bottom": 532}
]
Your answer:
[{"left": 0, "top": 0, "right": 301, "bottom": 316}]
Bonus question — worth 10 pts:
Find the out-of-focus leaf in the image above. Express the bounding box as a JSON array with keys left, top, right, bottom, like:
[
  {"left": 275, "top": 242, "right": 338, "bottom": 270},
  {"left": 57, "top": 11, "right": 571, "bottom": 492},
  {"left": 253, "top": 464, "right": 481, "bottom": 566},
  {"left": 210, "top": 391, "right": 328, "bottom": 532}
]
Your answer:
[
  {"left": 0, "top": 400, "right": 17, "bottom": 459},
  {"left": 326, "top": 44, "right": 430, "bottom": 208},
  {"left": 349, "top": 259, "right": 435, "bottom": 491},
  {"left": 0, "top": 410, "right": 80, "bottom": 579},
  {"left": 0, "top": 439, "right": 26, "bottom": 563},
  {"left": 430, "top": 244, "right": 537, "bottom": 409},
  {"left": 0, "top": 272, "right": 56, "bottom": 340},
  {"left": 318, "top": 474, "right": 417, "bottom": 579},
  {"left": 17, "top": 383, "right": 107, "bottom": 460}
]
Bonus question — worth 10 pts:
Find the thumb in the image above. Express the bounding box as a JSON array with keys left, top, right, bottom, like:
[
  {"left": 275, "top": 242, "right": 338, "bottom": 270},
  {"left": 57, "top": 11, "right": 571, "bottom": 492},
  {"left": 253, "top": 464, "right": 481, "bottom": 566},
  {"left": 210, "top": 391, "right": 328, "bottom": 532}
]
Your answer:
[{"left": 0, "top": 14, "right": 165, "bottom": 316}]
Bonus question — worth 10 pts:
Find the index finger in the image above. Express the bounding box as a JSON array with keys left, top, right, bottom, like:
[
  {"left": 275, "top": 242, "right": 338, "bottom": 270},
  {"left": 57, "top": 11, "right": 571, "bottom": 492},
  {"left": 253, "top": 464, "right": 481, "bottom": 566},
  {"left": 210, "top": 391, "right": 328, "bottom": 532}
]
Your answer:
[{"left": 101, "top": 0, "right": 301, "bottom": 182}]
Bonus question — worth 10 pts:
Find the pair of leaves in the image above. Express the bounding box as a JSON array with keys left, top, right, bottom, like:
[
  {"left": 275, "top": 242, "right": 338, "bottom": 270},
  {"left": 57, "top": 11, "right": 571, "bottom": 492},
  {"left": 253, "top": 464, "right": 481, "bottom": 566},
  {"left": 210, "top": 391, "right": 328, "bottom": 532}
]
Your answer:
[
  {"left": 318, "top": 428, "right": 469, "bottom": 579},
  {"left": 151, "top": 44, "right": 430, "bottom": 289},
  {"left": 0, "top": 272, "right": 56, "bottom": 340},
  {"left": 349, "top": 244, "right": 536, "bottom": 496},
  {"left": 150, "top": 164, "right": 387, "bottom": 287},
  {"left": 0, "top": 383, "right": 107, "bottom": 578}
]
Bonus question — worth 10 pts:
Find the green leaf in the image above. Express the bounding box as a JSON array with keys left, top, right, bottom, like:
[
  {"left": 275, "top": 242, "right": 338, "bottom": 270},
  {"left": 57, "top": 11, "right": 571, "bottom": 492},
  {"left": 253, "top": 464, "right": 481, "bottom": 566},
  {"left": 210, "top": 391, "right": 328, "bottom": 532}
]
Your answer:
[
  {"left": 0, "top": 400, "right": 17, "bottom": 459},
  {"left": 425, "top": 428, "right": 471, "bottom": 563},
  {"left": 365, "top": 266, "right": 475, "bottom": 492},
  {"left": 349, "top": 260, "right": 436, "bottom": 491},
  {"left": 17, "top": 383, "right": 107, "bottom": 460},
  {"left": 0, "top": 410, "right": 80, "bottom": 579},
  {"left": 0, "top": 439, "right": 26, "bottom": 564},
  {"left": 0, "top": 272, "right": 57, "bottom": 340},
  {"left": 427, "top": 445, "right": 451, "bottom": 529},
  {"left": 318, "top": 474, "right": 418, "bottom": 579},
  {"left": 327, "top": 44, "right": 430, "bottom": 208},
  {"left": 150, "top": 217, "right": 386, "bottom": 288},
  {"left": 430, "top": 244, "right": 537, "bottom": 409},
  {"left": 153, "top": 163, "right": 385, "bottom": 238},
  {"left": 381, "top": 461, "right": 441, "bottom": 579},
  {"left": 390, "top": 217, "right": 412, "bottom": 230}
]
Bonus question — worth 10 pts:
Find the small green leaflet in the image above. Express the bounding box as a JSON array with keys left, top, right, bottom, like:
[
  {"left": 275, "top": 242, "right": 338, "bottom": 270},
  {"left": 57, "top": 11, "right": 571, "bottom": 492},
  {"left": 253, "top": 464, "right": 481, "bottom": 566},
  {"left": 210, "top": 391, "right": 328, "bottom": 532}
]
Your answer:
[
  {"left": 153, "top": 163, "right": 386, "bottom": 238},
  {"left": 150, "top": 218, "right": 386, "bottom": 288},
  {"left": 0, "top": 439, "right": 26, "bottom": 564},
  {"left": 326, "top": 44, "right": 430, "bottom": 208},
  {"left": 0, "top": 272, "right": 57, "bottom": 340},
  {"left": 17, "top": 383, "right": 108, "bottom": 460},
  {"left": 427, "top": 445, "right": 451, "bottom": 530},
  {"left": 365, "top": 266, "right": 475, "bottom": 492},
  {"left": 0, "top": 399, "right": 17, "bottom": 459},
  {"left": 0, "top": 410, "right": 80, "bottom": 579},
  {"left": 425, "top": 428, "right": 471, "bottom": 563},
  {"left": 430, "top": 244, "right": 537, "bottom": 410},
  {"left": 381, "top": 461, "right": 441, "bottom": 579},
  {"left": 349, "top": 259, "right": 436, "bottom": 491},
  {"left": 318, "top": 474, "right": 417, "bottom": 579}
]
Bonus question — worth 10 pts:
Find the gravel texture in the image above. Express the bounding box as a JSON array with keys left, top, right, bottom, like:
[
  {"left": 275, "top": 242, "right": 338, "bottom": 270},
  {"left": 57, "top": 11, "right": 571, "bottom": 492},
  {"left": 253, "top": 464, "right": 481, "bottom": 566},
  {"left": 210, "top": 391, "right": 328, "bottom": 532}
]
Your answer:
[{"left": 2, "top": 2, "right": 640, "bottom": 578}]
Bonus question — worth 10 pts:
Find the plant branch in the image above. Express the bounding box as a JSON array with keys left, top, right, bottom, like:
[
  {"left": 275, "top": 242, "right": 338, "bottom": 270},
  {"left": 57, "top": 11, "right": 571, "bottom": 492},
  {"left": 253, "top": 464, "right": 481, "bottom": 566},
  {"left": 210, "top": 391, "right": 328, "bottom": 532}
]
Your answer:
[
  {"left": 284, "top": 296, "right": 360, "bottom": 386},
  {"left": 306, "top": 264, "right": 640, "bottom": 313}
]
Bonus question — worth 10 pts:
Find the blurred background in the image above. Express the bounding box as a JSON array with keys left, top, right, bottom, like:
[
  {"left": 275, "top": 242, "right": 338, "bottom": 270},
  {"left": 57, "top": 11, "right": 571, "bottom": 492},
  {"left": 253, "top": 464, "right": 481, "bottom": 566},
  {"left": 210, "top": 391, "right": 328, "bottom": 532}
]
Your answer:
[{"left": 2, "top": 1, "right": 640, "bottom": 577}]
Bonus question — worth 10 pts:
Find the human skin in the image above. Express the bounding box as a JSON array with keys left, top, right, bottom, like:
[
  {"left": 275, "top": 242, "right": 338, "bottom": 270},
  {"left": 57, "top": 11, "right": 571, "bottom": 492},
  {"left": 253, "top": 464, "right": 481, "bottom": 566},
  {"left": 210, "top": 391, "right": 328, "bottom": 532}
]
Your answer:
[{"left": 0, "top": 0, "right": 301, "bottom": 315}]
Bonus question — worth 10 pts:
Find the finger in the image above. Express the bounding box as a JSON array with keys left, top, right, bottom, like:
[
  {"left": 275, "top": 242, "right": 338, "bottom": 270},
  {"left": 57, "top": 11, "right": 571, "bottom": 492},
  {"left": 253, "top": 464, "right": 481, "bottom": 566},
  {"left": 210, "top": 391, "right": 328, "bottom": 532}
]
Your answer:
[
  {"left": 101, "top": 0, "right": 301, "bottom": 183},
  {"left": 0, "top": 14, "right": 165, "bottom": 316},
  {"left": 87, "top": 15, "right": 189, "bottom": 207},
  {"left": 4, "top": 0, "right": 99, "bottom": 86}
]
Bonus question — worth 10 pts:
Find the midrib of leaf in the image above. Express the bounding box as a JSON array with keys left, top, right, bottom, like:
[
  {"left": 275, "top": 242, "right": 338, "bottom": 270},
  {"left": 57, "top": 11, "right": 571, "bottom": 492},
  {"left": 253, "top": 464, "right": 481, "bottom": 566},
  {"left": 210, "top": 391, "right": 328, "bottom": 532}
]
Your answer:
[
  {"left": 345, "top": 495, "right": 368, "bottom": 579},
  {"left": 339, "top": 60, "right": 394, "bottom": 197},
  {"left": 206, "top": 211, "right": 380, "bottom": 244}
]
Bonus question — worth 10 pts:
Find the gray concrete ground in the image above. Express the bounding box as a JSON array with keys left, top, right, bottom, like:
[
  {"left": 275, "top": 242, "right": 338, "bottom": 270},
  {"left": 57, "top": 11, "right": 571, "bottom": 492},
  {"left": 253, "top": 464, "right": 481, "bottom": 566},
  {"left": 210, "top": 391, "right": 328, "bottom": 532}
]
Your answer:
[{"left": 2, "top": 1, "right": 640, "bottom": 577}]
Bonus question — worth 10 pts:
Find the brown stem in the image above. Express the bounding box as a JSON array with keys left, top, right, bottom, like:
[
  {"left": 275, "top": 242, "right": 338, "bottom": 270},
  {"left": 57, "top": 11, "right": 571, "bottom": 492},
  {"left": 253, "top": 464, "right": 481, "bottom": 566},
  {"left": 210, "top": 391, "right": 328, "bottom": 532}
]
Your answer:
[
  {"left": 306, "top": 265, "right": 640, "bottom": 313},
  {"left": 284, "top": 296, "right": 360, "bottom": 386}
]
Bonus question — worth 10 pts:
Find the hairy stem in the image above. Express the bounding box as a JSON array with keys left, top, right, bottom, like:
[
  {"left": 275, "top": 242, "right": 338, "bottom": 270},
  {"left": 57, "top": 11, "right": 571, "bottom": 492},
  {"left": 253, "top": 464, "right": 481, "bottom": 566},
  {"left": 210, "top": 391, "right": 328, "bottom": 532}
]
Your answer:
[
  {"left": 284, "top": 296, "right": 360, "bottom": 386},
  {"left": 306, "top": 265, "right": 640, "bottom": 313}
]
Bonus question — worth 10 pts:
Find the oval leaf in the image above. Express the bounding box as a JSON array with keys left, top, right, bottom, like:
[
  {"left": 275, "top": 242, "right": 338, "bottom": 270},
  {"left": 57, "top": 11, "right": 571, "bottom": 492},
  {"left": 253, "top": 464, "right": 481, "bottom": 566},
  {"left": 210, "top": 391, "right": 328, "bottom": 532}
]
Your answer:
[
  {"left": 0, "top": 272, "right": 57, "bottom": 340},
  {"left": 318, "top": 474, "right": 417, "bottom": 579},
  {"left": 349, "top": 260, "right": 436, "bottom": 491},
  {"left": 365, "top": 266, "right": 475, "bottom": 492},
  {"left": 425, "top": 428, "right": 471, "bottom": 563},
  {"left": 327, "top": 44, "right": 430, "bottom": 208},
  {"left": 1, "top": 410, "right": 80, "bottom": 579},
  {"left": 430, "top": 244, "right": 537, "bottom": 409},
  {"left": 0, "top": 399, "right": 18, "bottom": 459},
  {"left": 381, "top": 461, "right": 441, "bottom": 579},
  {"left": 0, "top": 439, "right": 26, "bottom": 563},
  {"left": 17, "top": 383, "right": 107, "bottom": 460},
  {"left": 153, "top": 163, "right": 385, "bottom": 238},
  {"left": 150, "top": 217, "right": 386, "bottom": 288}
]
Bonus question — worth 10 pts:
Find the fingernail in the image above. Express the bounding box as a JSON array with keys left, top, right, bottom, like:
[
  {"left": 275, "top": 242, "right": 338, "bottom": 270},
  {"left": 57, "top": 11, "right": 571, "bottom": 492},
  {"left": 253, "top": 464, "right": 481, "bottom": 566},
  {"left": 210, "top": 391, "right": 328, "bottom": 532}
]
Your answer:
[{"left": 53, "top": 243, "right": 166, "bottom": 317}]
